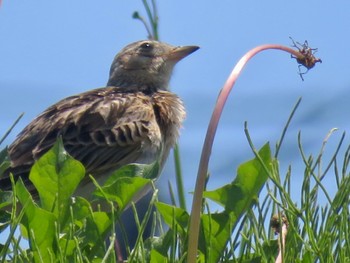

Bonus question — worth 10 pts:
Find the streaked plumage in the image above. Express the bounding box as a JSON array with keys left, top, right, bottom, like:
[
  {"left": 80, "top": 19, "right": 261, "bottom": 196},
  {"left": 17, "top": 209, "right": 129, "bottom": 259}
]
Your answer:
[{"left": 1, "top": 40, "right": 199, "bottom": 195}]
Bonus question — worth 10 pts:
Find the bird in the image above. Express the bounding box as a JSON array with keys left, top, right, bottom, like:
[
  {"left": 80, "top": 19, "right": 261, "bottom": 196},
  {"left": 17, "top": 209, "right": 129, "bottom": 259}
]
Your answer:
[{"left": 0, "top": 40, "right": 199, "bottom": 198}]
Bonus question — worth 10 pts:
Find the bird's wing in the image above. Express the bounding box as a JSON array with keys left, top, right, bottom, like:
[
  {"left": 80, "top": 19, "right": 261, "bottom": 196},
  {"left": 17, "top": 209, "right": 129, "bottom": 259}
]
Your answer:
[{"left": 8, "top": 87, "right": 161, "bottom": 179}]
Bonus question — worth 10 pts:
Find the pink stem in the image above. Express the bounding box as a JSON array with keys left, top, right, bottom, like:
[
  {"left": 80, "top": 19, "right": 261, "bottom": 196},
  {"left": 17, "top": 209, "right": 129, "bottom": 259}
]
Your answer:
[
  {"left": 187, "top": 44, "right": 311, "bottom": 263},
  {"left": 275, "top": 223, "right": 288, "bottom": 263}
]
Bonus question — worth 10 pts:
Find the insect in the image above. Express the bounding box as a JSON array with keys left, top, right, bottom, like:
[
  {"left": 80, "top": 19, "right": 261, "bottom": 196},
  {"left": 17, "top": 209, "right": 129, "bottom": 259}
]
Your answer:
[{"left": 290, "top": 37, "right": 322, "bottom": 81}]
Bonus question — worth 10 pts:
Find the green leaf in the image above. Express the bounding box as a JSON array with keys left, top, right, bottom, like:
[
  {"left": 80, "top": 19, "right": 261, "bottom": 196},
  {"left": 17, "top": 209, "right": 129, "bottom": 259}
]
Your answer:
[
  {"left": 71, "top": 196, "right": 92, "bottom": 222},
  {"left": 155, "top": 202, "right": 189, "bottom": 236},
  {"left": 15, "top": 178, "right": 56, "bottom": 262},
  {"left": 301, "top": 250, "right": 313, "bottom": 263},
  {"left": 93, "top": 162, "right": 159, "bottom": 210},
  {"left": 94, "top": 176, "right": 150, "bottom": 211},
  {"left": 29, "top": 138, "right": 85, "bottom": 221},
  {"left": 91, "top": 211, "right": 111, "bottom": 237},
  {"left": 83, "top": 211, "right": 111, "bottom": 258},
  {"left": 201, "top": 143, "right": 272, "bottom": 262},
  {"left": 261, "top": 239, "right": 278, "bottom": 260},
  {"left": 58, "top": 238, "right": 77, "bottom": 258},
  {"left": 204, "top": 143, "right": 271, "bottom": 213},
  {"left": 200, "top": 212, "right": 232, "bottom": 262},
  {"left": 150, "top": 249, "right": 168, "bottom": 263},
  {"left": 141, "top": 229, "right": 177, "bottom": 261},
  {"left": 69, "top": 197, "right": 112, "bottom": 259}
]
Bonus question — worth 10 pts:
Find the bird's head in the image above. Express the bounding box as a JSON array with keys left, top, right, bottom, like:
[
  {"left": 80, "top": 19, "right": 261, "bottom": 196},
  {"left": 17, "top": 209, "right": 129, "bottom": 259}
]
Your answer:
[{"left": 107, "top": 40, "right": 199, "bottom": 91}]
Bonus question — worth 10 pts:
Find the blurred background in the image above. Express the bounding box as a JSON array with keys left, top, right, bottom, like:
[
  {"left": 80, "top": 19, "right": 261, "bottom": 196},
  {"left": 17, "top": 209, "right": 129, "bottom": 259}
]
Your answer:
[{"left": 1, "top": 1, "right": 349, "bottom": 218}]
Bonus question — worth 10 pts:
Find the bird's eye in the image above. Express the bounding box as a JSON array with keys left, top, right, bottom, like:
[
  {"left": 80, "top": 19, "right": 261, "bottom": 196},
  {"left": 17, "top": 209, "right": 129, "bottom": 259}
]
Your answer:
[{"left": 140, "top": 42, "right": 153, "bottom": 51}]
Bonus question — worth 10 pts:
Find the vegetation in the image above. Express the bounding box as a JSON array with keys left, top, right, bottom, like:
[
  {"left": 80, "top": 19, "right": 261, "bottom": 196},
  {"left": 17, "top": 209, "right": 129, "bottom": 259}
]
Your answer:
[{"left": 1, "top": 1, "right": 348, "bottom": 263}]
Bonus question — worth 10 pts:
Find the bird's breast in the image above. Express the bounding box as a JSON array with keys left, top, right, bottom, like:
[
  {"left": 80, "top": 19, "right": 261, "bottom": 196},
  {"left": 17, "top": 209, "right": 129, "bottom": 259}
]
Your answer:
[{"left": 151, "top": 90, "right": 186, "bottom": 150}]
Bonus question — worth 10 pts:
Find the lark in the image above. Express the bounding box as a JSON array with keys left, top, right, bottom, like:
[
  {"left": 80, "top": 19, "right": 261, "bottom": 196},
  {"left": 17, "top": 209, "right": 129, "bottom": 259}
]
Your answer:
[{"left": 1, "top": 40, "right": 199, "bottom": 196}]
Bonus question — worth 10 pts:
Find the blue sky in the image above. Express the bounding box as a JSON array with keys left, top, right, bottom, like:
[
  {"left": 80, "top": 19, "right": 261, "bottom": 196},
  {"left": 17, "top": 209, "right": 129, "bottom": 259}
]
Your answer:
[{"left": 1, "top": 1, "right": 350, "bottom": 212}]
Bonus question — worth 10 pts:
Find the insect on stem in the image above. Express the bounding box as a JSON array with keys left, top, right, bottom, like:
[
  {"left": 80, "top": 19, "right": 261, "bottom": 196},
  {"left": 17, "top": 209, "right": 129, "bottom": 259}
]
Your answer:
[{"left": 289, "top": 37, "right": 322, "bottom": 81}]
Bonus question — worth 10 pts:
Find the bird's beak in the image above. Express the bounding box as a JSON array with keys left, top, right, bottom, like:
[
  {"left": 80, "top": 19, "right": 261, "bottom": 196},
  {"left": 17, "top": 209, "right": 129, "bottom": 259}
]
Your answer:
[{"left": 166, "top": 45, "right": 199, "bottom": 62}]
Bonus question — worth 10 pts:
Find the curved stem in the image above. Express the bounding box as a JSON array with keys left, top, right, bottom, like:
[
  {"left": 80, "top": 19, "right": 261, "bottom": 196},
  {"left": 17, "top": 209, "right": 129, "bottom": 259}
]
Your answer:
[{"left": 186, "top": 44, "right": 321, "bottom": 262}]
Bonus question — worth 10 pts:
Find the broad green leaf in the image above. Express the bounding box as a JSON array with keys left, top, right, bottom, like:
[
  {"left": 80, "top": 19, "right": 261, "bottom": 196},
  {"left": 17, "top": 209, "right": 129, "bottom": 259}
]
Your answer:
[
  {"left": 71, "top": 196, "right": 92, "bottom": 222},
  {"left": 150, "top": 249, "right": 168, "bottom": 263},
  {"left": 15, "top": 178, "right": 56, "bottom": 263},
  {"left": 69, "top": 197, "right": 112, "bottom": 260},
  {"left": 94, "top": 176, "right": 150, "bottom": 211},
  {"left": 92, "top": 211, "right": 111, "bottom": 237},
  {"left": 155, "top": 202, "right": 189, "bottom": 236},
  {"left": 142, "top": 229, "right": 178, "bottom": 261},
  {"left": 201, "top": 143, "right": 272, "bottom": 262},
  {"left": 301, "top": 250, "right": 313, "bottom": 263},
  {"left": 200, "top": 212, "right": 232, "bottom": 263},
  {"left": 204, "top": 143, "right": 271, "bottom": 214},
  {"left": 58, "top": 238, "right": 76, "bottom": 258},
  {"left": 29, "top": 138, "right": 85, "bottom": 221},
  {"left": 261, "top": 239, "right": 278, "bottom": 259},
  {"left": 83, "top": 211, "right": 111, "bottom": 258},
  {"left": 93, "top": 162, "right": 159, "bottom": 210}
]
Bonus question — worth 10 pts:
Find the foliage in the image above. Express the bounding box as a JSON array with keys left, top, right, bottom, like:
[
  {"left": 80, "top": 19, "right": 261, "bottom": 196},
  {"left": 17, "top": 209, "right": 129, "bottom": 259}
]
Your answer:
[
  {"left": 0, "top": 137, "right": 160, "bottom": 262},
  {"left": 1, "top": 106, "right": 350, "bottom": 262},
  {"left": 0, "top": 136, "right": 271, "bottom": 262}
]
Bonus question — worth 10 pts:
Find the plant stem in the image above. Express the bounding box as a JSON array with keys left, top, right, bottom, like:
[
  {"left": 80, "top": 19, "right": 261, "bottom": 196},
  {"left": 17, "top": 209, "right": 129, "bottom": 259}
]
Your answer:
[
  {"left": 0, "top": 113, "right": 24, "bottom": 145},
  {"left": 186, "top": 43, "right": 321, "bottom": 263},
  {"left": 135, "top": 0, "right": 187, "bottom": 218},
  {"left": 142, "top": 0, "right": 159, "bottom": 40},
  {"left": 275, "top": 223, "right": 288, "bottom": 263},
  {"left": 173, "top": 143, "right": 186, "bottom": 210}
]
